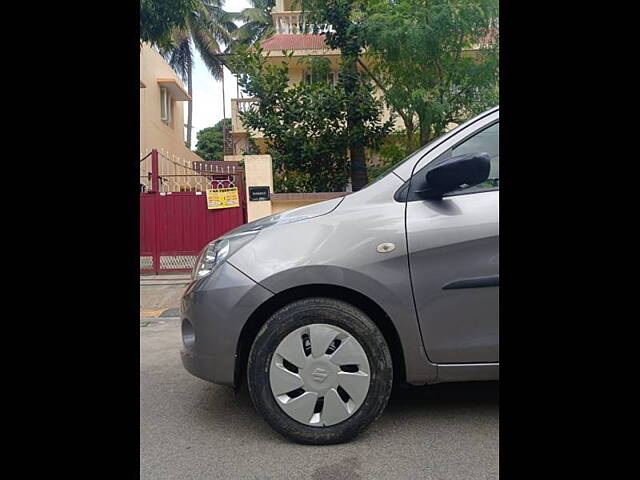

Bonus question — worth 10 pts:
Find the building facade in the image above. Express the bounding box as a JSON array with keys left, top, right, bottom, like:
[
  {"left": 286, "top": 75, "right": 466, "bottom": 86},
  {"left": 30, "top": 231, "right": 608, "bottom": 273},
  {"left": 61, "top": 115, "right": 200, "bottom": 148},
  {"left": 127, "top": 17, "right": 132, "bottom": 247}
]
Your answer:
[{"left": 140, "top": 44, "right": 204, "bottom": 165}]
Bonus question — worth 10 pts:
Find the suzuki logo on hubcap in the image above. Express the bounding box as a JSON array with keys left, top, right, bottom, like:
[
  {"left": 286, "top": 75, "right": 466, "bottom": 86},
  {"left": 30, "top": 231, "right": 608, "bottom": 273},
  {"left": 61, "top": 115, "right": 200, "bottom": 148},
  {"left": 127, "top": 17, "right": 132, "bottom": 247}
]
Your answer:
[{"left": 311, "top": 368, "right": 329, "bottom": 383}]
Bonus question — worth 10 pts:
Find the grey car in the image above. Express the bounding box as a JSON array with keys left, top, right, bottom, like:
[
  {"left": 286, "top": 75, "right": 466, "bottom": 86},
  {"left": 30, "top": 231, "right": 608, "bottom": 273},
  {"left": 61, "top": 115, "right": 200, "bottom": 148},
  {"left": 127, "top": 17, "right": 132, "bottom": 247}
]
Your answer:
[{"left": 181, "top": 106, "right": 499, "bottom": 444}]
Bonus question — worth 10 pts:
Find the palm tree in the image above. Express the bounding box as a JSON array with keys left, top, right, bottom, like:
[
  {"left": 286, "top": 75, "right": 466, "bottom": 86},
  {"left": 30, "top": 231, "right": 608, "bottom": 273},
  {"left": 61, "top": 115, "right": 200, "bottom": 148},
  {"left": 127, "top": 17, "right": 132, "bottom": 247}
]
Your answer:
[
  {"left": 161, "top": 1, "right": 238, "bottom": 148},
  {"left": 231, "top": 0, "right": 275, "bottom": 48}
]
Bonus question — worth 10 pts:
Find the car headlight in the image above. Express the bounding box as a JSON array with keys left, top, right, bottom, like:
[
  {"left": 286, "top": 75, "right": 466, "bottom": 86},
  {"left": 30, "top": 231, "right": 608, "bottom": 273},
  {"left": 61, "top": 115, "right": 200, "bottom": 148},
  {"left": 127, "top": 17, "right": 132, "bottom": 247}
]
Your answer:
[{"left": 192, "top": 232, "right": 257, "bottom": 280}]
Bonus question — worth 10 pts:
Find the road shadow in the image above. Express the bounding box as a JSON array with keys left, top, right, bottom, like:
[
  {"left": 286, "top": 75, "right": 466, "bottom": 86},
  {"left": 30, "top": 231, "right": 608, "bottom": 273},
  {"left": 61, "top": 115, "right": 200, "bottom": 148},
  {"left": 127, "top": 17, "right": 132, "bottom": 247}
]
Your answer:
[
  {"left": 191, "top": 380, "right": 498, "bottom": 444},
  {"left": 387, "top": 381, "right": 499, "bottom": 411}
]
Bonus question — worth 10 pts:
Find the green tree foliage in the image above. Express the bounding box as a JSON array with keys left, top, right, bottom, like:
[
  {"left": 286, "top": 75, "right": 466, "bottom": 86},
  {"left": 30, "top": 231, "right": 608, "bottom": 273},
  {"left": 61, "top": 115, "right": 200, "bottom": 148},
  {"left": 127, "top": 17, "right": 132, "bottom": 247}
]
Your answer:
[
  {"left": 231, "top": 0, "right": 276, "bottom": 48},
  {"left": 363, "top": 0, "right": 499, "bottom": 151},
  {"left": 194, "top": 119, "right": 231, "bottom": 161},
  {"left": 301, "top": 0, "right": 381, "bottom": 191},
  {"left": 140, "top": 0, "right": 196, "bottom": 50},
  {"left": 367, "top": 130, "right": 409, "bottom": 181},
  {"left": 229, "top": 48, "right": 390, "bottom": 192}
]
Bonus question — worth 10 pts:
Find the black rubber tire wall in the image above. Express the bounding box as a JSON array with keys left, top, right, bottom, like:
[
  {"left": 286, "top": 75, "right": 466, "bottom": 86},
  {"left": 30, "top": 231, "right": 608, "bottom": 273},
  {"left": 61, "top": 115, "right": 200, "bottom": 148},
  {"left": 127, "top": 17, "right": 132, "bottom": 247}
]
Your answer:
[{"left": 247, "top": 297, "right": 393, "bottom": 445}]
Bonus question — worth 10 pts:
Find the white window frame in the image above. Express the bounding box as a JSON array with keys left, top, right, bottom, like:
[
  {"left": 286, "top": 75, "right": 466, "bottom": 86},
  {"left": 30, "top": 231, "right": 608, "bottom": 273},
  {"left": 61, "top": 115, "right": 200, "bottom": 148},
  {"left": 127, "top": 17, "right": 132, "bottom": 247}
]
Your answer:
[
  {"left": 160, "top": 87, "right": 170, "bottom": 123},
  {"left": 304, "top": 71, "right": 337, "bottom": 86}
]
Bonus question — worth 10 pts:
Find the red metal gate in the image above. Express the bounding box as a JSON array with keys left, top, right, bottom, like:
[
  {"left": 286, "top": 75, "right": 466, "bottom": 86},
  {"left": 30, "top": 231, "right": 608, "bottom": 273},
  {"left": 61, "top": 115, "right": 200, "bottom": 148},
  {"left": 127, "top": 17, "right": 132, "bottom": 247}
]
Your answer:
[{"left": 140, "top": 149, "right": 247, "bottom": 274}]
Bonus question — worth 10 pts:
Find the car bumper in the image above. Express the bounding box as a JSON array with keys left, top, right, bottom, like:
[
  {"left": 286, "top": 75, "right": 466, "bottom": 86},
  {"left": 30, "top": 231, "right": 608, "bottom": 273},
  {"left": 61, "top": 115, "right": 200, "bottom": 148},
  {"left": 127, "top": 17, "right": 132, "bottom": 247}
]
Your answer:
[{"left": 179, "top": 261, "right": 273, "bottom": 387}]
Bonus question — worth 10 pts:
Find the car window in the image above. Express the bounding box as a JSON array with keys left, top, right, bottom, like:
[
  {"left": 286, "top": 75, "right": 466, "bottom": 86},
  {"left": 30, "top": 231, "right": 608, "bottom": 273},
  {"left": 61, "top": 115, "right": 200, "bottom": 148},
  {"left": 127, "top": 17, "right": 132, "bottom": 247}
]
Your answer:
[
  {"left": 445, "top": 122, "right": 499, "bottom": 194},
  {"left": 392, "top": 114, "right": 500, "bottom": 202}
]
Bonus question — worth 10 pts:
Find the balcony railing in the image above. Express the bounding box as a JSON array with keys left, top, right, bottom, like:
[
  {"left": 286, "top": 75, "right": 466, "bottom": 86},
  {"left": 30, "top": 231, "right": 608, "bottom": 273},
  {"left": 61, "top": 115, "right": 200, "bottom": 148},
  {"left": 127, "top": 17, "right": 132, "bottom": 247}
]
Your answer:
[
  {"left": 272, "top": 11, "right": 334, "bottom": 35},
  {"left": 231, "top": 98, "right": 259, "bottom": 134}
]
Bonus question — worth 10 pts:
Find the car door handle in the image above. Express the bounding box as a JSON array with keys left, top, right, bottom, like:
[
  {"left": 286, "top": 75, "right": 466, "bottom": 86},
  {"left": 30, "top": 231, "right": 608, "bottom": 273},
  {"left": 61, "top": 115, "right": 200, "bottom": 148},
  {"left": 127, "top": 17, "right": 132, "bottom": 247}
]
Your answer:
[{"left": 442, "top": 275, "right": 499, "bottom": 290}]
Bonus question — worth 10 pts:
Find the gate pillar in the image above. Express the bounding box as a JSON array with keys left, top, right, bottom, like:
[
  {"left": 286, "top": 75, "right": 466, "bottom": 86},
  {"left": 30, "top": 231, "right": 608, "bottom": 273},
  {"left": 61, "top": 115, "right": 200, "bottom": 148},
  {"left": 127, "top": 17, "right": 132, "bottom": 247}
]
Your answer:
[{"left": 225, "top": 154, "right": 273, "bottom": 222}]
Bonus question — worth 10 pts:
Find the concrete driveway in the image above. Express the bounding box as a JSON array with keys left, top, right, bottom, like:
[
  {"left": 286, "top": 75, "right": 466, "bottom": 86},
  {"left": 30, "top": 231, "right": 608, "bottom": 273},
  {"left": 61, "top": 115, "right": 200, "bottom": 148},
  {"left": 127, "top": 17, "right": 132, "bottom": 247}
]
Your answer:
[{"left": 140, "top": 317, "right": 499, "bottom": 479}]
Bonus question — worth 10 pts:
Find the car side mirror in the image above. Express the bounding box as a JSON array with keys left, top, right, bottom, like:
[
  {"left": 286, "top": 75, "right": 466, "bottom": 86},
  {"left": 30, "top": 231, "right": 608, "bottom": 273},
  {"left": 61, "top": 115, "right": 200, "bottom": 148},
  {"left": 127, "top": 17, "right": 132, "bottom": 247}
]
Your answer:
[{"left": 418, "top": 152, "right": 491, "bottom": 200}]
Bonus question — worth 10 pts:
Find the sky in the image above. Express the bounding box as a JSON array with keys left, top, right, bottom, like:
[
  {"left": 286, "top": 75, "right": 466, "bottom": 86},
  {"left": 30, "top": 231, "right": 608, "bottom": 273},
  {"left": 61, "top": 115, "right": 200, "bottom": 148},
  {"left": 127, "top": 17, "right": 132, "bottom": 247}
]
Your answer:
[{"left": 188, "top": 0, "right": 253, "bottom": 146}]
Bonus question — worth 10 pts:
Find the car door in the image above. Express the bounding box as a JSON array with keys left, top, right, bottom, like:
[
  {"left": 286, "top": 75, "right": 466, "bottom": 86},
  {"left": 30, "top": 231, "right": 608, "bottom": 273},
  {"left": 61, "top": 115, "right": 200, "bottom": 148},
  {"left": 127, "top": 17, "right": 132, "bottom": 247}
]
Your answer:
[{"left": 405, "top": 120, "right": 499, "bottom": 364}]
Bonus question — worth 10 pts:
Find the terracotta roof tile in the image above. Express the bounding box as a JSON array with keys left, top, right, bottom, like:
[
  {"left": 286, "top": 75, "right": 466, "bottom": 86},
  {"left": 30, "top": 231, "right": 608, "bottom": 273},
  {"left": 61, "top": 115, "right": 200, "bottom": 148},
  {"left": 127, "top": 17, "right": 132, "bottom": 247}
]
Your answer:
[{"left": 259, "top": 34, "right": 330, "bottom": 51}]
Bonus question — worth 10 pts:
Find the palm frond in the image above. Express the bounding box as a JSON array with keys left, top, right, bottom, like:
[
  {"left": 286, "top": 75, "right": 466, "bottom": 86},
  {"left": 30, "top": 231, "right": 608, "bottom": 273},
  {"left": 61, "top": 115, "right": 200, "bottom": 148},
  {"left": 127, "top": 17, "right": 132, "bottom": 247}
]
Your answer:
[
  {"left": 191, "top": 26, "right": 224, "bottom": 79},
  {"left": 201, "top": 4, "right": 237, "bottom": 41},
  {"left": 228, "top": 2, "right": 274, "bottom": 50},
  {"left": 160, "top": 31, "right": 193, "bottom": 83},
  {"left": 248, "top": 0, "right": 275, "bottom": 11},
  {"left": 238, "top": 7, "right": 271, "bottom": 24},
  {"left": 159, "top": 0, "right": 268, "bottom": 81}
]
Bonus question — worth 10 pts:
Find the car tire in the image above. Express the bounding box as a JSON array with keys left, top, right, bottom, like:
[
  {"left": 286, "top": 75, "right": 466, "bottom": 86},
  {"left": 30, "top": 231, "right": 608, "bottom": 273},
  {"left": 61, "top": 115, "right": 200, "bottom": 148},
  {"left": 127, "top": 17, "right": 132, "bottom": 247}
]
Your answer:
[{"left": 247, "top": 297, "right": 393, "bottom": 445}]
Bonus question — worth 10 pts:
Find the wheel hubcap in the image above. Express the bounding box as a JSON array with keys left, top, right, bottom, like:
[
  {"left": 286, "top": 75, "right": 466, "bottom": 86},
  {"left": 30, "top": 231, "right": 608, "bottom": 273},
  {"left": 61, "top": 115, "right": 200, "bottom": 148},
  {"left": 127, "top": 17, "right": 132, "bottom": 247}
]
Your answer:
[{"left": 269, "top": 323, "right": 371, "bottom": 427}]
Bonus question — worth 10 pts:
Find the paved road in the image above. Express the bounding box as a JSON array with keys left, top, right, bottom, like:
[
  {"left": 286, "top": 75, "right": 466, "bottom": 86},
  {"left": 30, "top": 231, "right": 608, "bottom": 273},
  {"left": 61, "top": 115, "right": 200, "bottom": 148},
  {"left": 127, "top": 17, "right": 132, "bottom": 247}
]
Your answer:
[
  {"left": 141, "top": 318, "right": 498, "bottom": 480},
  {"left": 140, "top": 274, "right": 189, "bottom": 319}
]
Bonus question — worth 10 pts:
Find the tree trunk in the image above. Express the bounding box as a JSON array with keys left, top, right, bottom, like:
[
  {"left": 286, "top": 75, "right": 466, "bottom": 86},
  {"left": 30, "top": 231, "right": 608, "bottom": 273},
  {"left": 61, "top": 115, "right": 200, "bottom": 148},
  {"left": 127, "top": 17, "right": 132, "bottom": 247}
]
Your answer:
[
  {"left": 419, "top": 120, "right": 431, "bottom": 147},
  {"left": 186, "top": 55, "right": 193, "bottom": 149},
  {"left": 350, "top": 146, "right": 368, "bottom": 191},
  {"left": 343, "top": 58, "right": 368, "bottom": 191},
  {"left": 404, "top": 118, "right": 416, "bottom": 155}
]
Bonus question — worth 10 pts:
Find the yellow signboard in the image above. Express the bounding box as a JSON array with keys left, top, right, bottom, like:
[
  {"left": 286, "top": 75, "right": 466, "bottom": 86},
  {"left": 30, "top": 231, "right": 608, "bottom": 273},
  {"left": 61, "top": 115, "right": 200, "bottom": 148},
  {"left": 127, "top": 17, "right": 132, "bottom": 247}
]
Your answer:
[{"left": 206, "top": 187, "right": 240, "bottom": 210}]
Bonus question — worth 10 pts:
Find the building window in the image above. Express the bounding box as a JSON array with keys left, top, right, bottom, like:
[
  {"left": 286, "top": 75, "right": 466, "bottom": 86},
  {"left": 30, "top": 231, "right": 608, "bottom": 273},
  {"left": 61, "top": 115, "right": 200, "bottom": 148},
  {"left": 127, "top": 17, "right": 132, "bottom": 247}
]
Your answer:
[
  {"left": 160, "top": 87, "right": 170, "bottom": 123},
  {"left": 304, "top": 71, "right": 337, "bottom": 86}
]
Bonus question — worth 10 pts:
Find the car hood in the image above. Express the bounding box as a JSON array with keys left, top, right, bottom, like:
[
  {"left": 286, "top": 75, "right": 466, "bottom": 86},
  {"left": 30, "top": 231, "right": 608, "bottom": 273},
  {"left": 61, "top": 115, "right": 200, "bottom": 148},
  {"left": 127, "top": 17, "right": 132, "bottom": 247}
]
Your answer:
[{"left": 224, "top": 196, "right": 346, "bottom": 237}]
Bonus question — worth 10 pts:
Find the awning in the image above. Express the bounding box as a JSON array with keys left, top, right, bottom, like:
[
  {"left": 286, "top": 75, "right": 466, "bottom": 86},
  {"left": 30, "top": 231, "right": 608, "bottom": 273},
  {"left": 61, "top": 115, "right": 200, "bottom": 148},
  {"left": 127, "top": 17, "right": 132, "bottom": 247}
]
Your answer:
[{"left": 156, "top": 78, "right": 191, "bottom": 101}]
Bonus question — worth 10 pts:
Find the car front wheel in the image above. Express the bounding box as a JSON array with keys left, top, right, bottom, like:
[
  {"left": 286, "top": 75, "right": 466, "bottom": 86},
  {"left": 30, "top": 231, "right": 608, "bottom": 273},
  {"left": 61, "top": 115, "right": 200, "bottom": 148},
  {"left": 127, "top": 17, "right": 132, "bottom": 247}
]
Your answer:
[{"left": 247, "top": 297, "right": 393, "bottom": 444}]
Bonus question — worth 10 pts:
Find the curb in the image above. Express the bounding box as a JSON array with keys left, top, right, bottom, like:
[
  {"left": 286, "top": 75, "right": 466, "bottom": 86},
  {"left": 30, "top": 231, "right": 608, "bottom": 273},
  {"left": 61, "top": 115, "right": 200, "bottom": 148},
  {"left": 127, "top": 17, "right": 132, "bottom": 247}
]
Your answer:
[
  {"left": 140, "top": 275, "right": 191, "bottom": 284},
  {"left": 140, "top": 317, "right": 180, "bottom": 327},
  {"left": 140, "top": 307, "right": 180, "bottom": 320}
]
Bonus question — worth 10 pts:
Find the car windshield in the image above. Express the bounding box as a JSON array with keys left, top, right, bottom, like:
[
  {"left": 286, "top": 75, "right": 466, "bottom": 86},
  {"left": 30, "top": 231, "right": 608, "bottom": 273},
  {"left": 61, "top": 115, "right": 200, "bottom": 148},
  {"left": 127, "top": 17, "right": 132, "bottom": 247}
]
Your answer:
[{"left": 361, "top": 142, "right": 431, "bottom": 189}]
